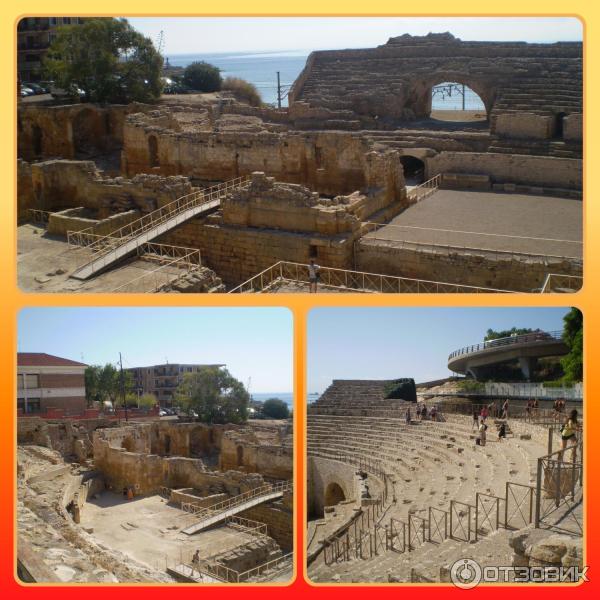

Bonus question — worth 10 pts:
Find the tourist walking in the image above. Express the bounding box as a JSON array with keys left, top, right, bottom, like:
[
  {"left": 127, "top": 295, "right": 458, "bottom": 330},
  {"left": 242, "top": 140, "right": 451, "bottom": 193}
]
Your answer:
[
  {"left": 560, "top": 409, "right": 581, "bottom": 461},
  {"left": 308, "top": 259, "right": 320, "bottom": 293},
  {"left": 421, "top": 404, "right": 428, "bottom": 421},
  {"left": 480, "top": 405, "right": 489, "bottom": 423},
  {"left": 472, "top": 408, "right": 479, "bottom": 431},
  {"left": 430, "top": 405, "right": 438, "bottom": 422},
  {"left": 477, "top": 421, "right": 487, "bottom": 447},
  {"left": 501, "top": 399, "right": 509, "bottom": 420},
  {"left": 191, "top": 549, "right": 200, "bottom": 577},
  {"left": 405, "top": 407, "right": 411, "bottom": 424}
]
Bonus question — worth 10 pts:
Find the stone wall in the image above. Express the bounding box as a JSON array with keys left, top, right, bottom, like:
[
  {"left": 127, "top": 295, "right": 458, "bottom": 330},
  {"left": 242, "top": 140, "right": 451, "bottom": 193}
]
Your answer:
[
  {"left": 356, "top": 239, "right": 582, "bottom": 292},
  {"left": 428, "top": 152, "right": 582, "bottom": 191},
  {"left": 290, "top": 33, "right": 582, "bottom": 138},
  {"left": 307, "top": 456, "right": 360, "bottom": 518},
  {"left": 47, "top": 207, "right": 139, "bottom": 237},
  {"left": 17, "top": 103, "right": 150, "bottom": 161},
  {"left": 18, "top": 159, "right": 198, "bottom": 225},
  {"left": 240, "top": 494, "right": 293, "bottom": 551}
]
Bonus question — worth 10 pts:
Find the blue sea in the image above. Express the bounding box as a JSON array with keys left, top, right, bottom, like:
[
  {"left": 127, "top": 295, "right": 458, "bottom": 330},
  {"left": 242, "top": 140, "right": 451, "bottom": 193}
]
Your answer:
[
  {"left": 166, "top": 50, "right": 485, "bottom": 111},
  {"left": 251, "top": 392, "right": 294, "bottom": 408}
]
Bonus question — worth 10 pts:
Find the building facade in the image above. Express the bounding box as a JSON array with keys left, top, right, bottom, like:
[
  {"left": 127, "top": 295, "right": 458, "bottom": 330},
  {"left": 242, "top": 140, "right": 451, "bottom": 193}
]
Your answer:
[
  {"left": 17, "top": 352, "right": 87, "bottom": 415},
  {"left": 127, "top": 363, "right": 225, "bottom": 407},
  {"left": 17, "top": 17, "right": 85, "bottom": 83}
]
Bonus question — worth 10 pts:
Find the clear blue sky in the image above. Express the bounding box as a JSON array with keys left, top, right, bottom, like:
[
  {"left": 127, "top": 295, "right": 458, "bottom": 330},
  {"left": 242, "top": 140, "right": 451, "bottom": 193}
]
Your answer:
[
  {"left": 126, "top": 17, "right": 582, "bottom": 55},
  {"left": 307, "top": 307, "right": 572, "bottom": 393},
  {"left": 18, "top": 308, "right": 292, "bottom": 393}
]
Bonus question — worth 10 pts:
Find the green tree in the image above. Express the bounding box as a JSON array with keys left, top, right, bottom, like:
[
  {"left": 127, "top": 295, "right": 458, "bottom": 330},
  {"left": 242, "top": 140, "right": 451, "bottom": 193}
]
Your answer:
[
  {"left": 484, "top": 327, "right": 533, "bottom": 341},
  {"left": 85, "top": 363, "right": 134, "bottom": 406},
  {"left": 175, "top": 367, "right": 249, "bottom": 424},
  {"left": 183, "top": 61, "right": 222, "bottom": 92},
  {"left": 44, "top": 18, "right": 163, "bottom": 103},
  {"left": 262, "top": 398, "right": 290, "bottom": 419},
  {"left": 84, "top": 365, "right": 103, "bottom": 405},
  {"left": 138, "top": 393, "right": 158, "bottom": 409},
  {"left": 561, "top": 307, "right": 583, "bottom": 383}
]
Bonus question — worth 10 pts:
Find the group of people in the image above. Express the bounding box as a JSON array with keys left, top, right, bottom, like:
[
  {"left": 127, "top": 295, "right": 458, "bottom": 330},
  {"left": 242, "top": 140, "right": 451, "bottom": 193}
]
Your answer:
[
  {"left": 472, "top": 400, "right": 510, "bottom": 447},
  {"left": 524, "top": 398, "right": 540, "bottom": 421},
  {"left": 405, "top": 402, "right": 439, "bottom": 424}
]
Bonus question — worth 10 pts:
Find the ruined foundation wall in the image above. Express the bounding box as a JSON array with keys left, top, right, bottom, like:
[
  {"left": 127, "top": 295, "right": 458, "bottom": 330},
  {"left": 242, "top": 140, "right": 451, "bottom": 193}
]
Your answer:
[
  {"left": 240, "top": 495, "right": 293, "bottom": 551},
  {"left": 356, "top": 241, "right": 582, "bottom": 292},
  {"left": 428, "top": 152, "right": 582, "bottom": 191},
  {"left": 123, "top": 120, "right": 372, "bottom": 196},
  {"left": 17, "top": 103, "right": 150, "bottom": 161}
]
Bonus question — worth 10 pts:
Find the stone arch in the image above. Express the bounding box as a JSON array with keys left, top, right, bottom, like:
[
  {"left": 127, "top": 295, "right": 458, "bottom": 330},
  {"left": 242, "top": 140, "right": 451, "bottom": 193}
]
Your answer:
[
  {"left": 399, "top": 155, "right": 426, "bottom": 184},
  {"left": 148, "top": 135, "right": 159, "bottom": 167},
  {"left": 236, "top": 444, "right": 244, "bottom": 466},
  {"left": 407, "top": 73, "right": 495, "bottom": 120},
  {"left": 324, "top": 482, "right": 346, "bottom": 507},
  {"left": 554, "top": 112, "right": 567, "bottom": 139},
  {"left": 72, "top": 107, "right": 98, "bottom": 156}
]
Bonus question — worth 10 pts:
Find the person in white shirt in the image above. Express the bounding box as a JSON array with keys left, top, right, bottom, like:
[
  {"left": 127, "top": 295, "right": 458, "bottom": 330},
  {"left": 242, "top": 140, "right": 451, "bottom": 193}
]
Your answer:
[{"left": 308, "top": 259, "right": 320, "bottom": 293}]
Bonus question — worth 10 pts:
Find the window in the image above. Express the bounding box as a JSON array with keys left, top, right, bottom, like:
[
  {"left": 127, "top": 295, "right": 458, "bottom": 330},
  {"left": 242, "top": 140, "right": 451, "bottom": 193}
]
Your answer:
[
  {"left": 62, "top": 17, "right": 71, "bottom": 25},
  {"left": 17, "top": 374, "right": 24, "bottom": 389},
  {"left": 25, "top": 374, "right": 39, "bottom": 388},
  {"left": 50, "top": 17, "right": 58, "bottom": 26}
]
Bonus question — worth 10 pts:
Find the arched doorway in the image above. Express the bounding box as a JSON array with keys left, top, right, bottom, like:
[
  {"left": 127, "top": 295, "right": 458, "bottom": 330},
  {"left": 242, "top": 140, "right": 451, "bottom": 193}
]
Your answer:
[
  {"left": 32, "top": 125, "right": 43, "bottom": 156},
  {"left": 430, "top": 81, "right": 488, "bottom": 123},
  {"left": 554, "top": 112, "right": 567, "bottom": 139},
  {"left": 324, "top": 482, "right": 346, "bottom": 507},
  {"left": 148, "top": 135, "right": 159, "bottom": 167},
  {"left": 400, "top": 155, "right": 425, "bottom": 185},
  {"left": 236, "top": 445, "right": 244, "bottom": 466}
]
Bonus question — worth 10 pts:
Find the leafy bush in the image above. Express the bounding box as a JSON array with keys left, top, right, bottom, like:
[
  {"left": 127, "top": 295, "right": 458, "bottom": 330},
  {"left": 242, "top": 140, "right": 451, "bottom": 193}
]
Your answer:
[
  {"left": 384, "top": 378, "right": 416, "bottom": 402},
  {"left": 262, "top": 398, "right": 290, "bottom": 419},
  {"left": 222, "top": 77, "right": 262, "bottom": 107},
  {"left": 457, "top": 380, "right": 484, "bottom": 393},
  {"left": 183, "top": 61, "right": 222, "bottom": 92}
]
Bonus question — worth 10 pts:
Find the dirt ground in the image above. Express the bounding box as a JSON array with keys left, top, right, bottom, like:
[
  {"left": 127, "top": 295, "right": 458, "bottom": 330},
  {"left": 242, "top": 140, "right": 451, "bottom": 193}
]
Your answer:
[
  {"left": 17, "top": 224, "right": 185, "bottom": 292},
  {"left": 79, "top": 492, "right": 256, "bottom": 571},
  {"left": 365, "top": 190, "right": 582, "bottom": 257}
]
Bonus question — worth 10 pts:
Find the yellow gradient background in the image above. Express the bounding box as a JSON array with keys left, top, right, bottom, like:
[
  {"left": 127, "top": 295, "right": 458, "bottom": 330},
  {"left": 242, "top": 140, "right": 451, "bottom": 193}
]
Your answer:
[{"left": 1, "top": 1, "right": 596, "bottom": 596}]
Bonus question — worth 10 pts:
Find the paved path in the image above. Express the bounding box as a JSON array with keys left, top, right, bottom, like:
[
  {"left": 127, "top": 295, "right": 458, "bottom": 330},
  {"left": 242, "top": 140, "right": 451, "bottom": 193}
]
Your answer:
[{"left": 365, "top": 190, "right": 582, "bottom": 258}]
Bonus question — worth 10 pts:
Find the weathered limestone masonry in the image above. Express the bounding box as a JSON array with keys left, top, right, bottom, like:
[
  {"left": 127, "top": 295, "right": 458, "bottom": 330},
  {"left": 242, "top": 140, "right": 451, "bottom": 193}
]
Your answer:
[
  {"left": 17, "top": 158, "right": 196, "bottom": 222},
  {"left": 220, "top": 420, "right": 293, "bottom": 479},
  {"left": 18, "top": 102, "right": 151, "bottom": 161},
  {"left": 123, "top": 107, "right": 401, "bottom": 196},
  {"left": 356, "top": 241, "right": 582, "bottom": 292},
  {"left": 289, "top": 33, "right": 583, "bottom": 141},
  {"left": 160, "top": 167, "right": 406, "bottom": 285},
  {"left": 240, "top": 491, "right": 294, "bottom": 552}
]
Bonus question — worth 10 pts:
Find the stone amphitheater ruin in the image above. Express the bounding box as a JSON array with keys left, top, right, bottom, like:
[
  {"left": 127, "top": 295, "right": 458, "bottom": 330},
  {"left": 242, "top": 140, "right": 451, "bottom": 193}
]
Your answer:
[
  {"left": 307, "top": 379, "right": 583, "bottom": 583},
  {"left": 17, "top": 417, "right": 293, "bottom": 583},
  {"left": 17, "top": 33, "right": 582, "bottom": 293}
]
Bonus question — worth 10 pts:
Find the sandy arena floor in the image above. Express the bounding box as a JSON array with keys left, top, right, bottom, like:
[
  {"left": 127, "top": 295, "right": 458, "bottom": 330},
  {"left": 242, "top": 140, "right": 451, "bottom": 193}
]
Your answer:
[
  {"left": 365, "top": 190, "right": 582, "bottom": 258},
  {"left": 79, "top": 492, "right": 256, "bottom": 571},
  {"left": 18, "top": 224, "right": 185, "bottom": 292}
]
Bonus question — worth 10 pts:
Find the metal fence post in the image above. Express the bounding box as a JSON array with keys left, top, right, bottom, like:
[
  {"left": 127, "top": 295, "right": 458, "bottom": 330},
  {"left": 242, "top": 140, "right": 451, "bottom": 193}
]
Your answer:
[{"left": 535, "top": 457, "right": 543, "bottom": 527}]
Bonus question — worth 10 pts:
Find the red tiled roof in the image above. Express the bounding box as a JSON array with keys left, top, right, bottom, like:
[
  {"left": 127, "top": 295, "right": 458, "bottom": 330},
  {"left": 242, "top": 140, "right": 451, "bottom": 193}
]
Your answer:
[{"left": 17, "top": 353, "right": 88, "bottom": 367}]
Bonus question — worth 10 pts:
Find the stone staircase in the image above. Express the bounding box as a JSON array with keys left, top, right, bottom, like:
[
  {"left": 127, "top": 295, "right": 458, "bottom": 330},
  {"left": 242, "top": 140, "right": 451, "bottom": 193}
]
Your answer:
[{"left": 307, "top": 413, "right": 556, "bottom": 582}]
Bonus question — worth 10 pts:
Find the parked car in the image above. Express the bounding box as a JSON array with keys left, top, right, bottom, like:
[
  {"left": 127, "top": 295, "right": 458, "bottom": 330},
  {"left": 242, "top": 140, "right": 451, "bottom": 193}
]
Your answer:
[
  {"left": 23, "top": 82, "right": 48, "bottom": 95},
  {"left": 20, "top": 86, "right": 35, "bottom": 97},
  {"left": 50, "top": 83, "right": 86, "bottom": 100}
]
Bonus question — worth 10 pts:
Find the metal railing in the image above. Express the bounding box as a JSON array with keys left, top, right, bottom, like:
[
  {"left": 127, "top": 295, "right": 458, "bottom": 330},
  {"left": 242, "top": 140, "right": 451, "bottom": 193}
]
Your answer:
[
  {"left": 541, "top": 273, "right": 583, "bottom": 293},
  {"left": 535, "top": 440, "right": 583, "bottom": 535},
  {"left": 229, "top": 261, "right": 513, "bottom": 294},
  {"left": 448, "top": 330, "right": 563, "bottom": 360},
  {"left": 66, "top": 176, "right": 249, "bottom": 277},
  {"left": 225, "top": 515, "right": 269, "bottom": 537},
  {"left": 406, "top": 174, "right": 441, "bottom": 203},
  {"left": 27, "top": 208, "right": 52, "bottom": 224},
  {"left": 360, "top": 222, "right": 582, "bottom": 264},
  {"left": 181, "top": 481, "right": 292, "bottom": 519}
]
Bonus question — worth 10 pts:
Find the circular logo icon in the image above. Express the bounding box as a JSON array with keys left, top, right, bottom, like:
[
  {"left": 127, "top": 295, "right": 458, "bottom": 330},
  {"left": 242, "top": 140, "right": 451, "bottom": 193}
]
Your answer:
[{"left": 450, "top": 558, "right": 482, "bottom": 589}]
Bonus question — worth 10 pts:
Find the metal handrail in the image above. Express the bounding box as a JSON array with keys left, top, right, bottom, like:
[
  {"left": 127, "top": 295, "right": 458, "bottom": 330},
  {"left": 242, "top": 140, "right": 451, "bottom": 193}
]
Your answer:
[
  {"left": 541, "top": 273, "right": 583, "bottom": 293},
  {"left": 67, "top": 175, "right": 249, "bottom": 258},
  {"left": 406, "top": 174, "right": 441, "bottom": 203},
  {"left": 228, "top": 260, "right": 514, "bottom": 294},
  {"left": 448, "top": 330, "right": 563, "bottom": 360},
  {"left": 182, "top": 481, "right": 292, "bottom": 519}
]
